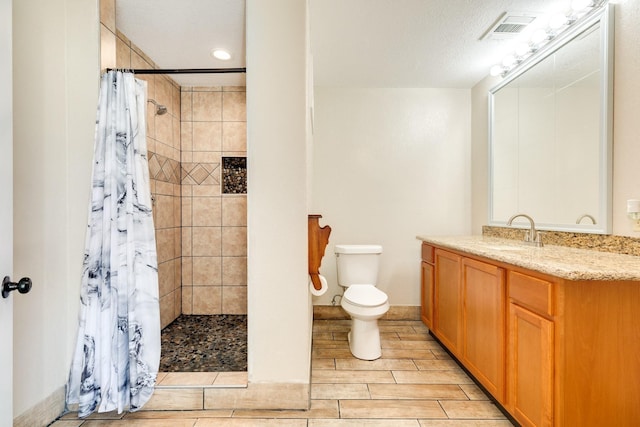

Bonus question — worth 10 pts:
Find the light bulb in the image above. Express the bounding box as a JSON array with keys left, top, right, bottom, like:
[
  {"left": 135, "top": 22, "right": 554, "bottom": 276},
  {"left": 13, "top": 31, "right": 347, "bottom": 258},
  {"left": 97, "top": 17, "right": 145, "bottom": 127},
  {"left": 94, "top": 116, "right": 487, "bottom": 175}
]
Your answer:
[
  {"left": 490, "top": 65, "right": 504, "bottom": 77},
  {"left": 211, "top": 49, "right": 231, "bottom": 60},
  {"left": 571, "top": 0, "right": 593, "bottom": 11},
  {"left": 549, "top": 14, "right": 568, "bottom": 29},
  {"left": 515, "top": 43, "right": 531, "bottom": 58},
  {"left": 502, "top": 55, "right": 517, "bottom": 68},
  {"left": 531, "top": 28, "right": 549, "bottom": 44}
]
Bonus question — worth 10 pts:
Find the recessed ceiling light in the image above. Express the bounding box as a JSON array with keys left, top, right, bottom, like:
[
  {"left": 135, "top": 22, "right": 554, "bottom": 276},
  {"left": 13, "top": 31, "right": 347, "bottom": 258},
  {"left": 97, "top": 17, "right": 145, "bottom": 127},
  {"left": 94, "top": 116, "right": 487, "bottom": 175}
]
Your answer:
[{"left": 211, "top": 49, "right": 231, "bottom": 60}]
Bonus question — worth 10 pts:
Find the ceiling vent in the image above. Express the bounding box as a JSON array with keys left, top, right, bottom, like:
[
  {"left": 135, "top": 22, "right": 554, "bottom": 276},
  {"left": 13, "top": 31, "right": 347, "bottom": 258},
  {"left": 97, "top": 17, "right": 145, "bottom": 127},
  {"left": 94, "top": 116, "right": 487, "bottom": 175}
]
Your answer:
[{"left": 481, "top": 12, "right": 539, "bottom": 40}]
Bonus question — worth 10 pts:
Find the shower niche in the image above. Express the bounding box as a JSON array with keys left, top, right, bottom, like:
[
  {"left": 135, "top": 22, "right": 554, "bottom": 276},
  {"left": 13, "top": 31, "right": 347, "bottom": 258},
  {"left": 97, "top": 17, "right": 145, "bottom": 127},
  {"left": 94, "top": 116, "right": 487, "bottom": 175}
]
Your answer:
[{"left": 222, "top": 157, "right": 247, "bottom": 194}]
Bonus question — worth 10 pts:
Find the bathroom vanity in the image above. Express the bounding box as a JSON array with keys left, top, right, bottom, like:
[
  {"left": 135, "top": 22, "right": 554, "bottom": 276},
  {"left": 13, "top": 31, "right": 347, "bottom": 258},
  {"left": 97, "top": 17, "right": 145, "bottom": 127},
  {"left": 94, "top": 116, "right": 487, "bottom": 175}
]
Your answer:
[{"left": 418, "top": 236, "right": 640, "bottom": 427}]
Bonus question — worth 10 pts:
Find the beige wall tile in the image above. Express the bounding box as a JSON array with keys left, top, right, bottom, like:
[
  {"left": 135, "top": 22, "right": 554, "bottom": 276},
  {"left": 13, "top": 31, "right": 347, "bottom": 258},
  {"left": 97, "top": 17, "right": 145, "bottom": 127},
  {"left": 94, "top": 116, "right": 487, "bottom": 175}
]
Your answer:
[
  {"left": 192, "top": 196, "right": 221, "bottom": 226},
  {"left": 222, "top": 227, "right": 247, "bottom": 256},
  {"left": 222, "top": 196, "right": 247, "bottom": 226},
  {"left": 155, "top": 180, "right": 173, "bottom": 196},
  {"left": 222, "top": 256, "right": 247, "bottom": 285},
  {"left": 115, "top": 36, "right": 130, "bottom": 69},
  {"left": 158, "top": 261, "right": 174, "bottom": 297},
  {"left": 155, "top": 113, "right": 173, "bottom": 145},
  {"left": 193, "top": 121, "right": 222, "bottom": 151},
  {"left": 172, "top": 116, "right": 180, "bottom": 149},
  {"left": 155, "top": 78, "right": 173, "bottom": 116},
  {"left": 181, "top": 91, "right": 192, "bottom": 121},
  {"left": 192, "top": 286, "right": 221, "bottom": 314},
  {"left": 99, "top": 0, "right": 115, "bottom": 32},
  {"left": 172, "top": 227, "right": 181, "bottom": 259},
  {"left": 100, "top": 24, "right": 116, "bottom": 71},
  {"left": 192, "top": 257, "right": 222, "bottom": 286},
  {"left": 181, "top": 227, "right": 192, "bottom": 256},
  {"left": 222, "top": 286, "right": 247, "bottom": 314},
  {"left": 159, "top": 295, "right": 174, "bottom": 329},
  {"left": 155, "top": 229, "right": 175, "bottom": 263},
  {"left": 181, "top": 285, "right": 192, "bottom": 314},
  {"left": 192, "top": 152, "right": 222, "bottom": 165},
  {"left": 182, "top": 197, "right": 192, "bottom": 226},
  {"left": 172, "top": 289, "right": 181, "bottom": 319},
  {"left": 222, "top": 91, "right": 246, "bottom": 121},
  {"left": 192, "top": 227, "right": 222, "bottom": 256},
  {"left": 193, "top": 91, "right": 222, "bottom": 121},
  {"left": 154, "top": 195, "right": 174, "bottom": 229},
  {"left": 222, "top": 121, "right": 247, "bottom": 152},
  {"left": 192, "top": 184, "right": 220, "bottom": 197},
  {"left": 180, "top": 121, "right": 193, "bottom": 152}
]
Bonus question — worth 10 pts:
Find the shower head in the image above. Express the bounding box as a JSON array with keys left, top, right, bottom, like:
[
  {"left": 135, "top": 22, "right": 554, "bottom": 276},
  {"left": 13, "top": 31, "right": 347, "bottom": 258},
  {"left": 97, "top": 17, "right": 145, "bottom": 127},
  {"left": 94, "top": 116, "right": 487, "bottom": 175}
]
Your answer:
[{"left": 147, "top": 98, "right": 168, "bottom": 115}]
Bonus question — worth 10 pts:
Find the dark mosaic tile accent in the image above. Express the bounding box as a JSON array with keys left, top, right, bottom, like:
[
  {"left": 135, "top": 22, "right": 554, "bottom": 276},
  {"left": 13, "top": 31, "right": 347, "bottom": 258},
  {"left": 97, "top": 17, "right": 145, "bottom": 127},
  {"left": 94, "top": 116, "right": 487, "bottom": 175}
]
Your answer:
[
  {"left": 160, "top": 314, "right": 247, "bottom": 372},
  {"left": 483, "top": 225, "right": 640, "bottom": 256},
  {"left": 222, "top": 156, "right": 247, "bottom": 194}
]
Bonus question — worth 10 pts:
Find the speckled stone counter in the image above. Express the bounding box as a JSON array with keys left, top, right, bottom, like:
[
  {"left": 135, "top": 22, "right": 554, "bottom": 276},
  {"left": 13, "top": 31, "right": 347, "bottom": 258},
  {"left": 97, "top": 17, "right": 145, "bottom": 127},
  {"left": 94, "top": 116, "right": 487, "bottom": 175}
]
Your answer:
[{"left": 417, "top": 235, "right": 640, "bottom": 281}]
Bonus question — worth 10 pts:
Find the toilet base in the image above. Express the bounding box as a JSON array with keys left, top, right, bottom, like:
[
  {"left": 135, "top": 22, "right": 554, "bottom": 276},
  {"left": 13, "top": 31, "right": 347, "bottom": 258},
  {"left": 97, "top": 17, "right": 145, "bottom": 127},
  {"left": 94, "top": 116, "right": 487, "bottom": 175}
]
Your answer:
[{"left": 347, "top": 318, "right": 382, "bottom": 360}]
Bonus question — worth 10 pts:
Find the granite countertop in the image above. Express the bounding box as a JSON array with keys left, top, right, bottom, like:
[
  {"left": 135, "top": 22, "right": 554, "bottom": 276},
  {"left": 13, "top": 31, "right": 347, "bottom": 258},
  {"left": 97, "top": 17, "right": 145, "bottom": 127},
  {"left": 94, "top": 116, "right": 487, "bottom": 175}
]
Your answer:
[{"left": 416, "top": 235, "right": 640, "bottom": 281}]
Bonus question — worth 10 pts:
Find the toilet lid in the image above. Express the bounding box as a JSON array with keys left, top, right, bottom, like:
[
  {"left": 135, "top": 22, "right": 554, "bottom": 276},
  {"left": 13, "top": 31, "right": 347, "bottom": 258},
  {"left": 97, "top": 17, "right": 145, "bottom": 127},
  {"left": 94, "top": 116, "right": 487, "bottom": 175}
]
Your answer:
[{"left": 343, "top": 285, "right": 388, "bottom": 307}]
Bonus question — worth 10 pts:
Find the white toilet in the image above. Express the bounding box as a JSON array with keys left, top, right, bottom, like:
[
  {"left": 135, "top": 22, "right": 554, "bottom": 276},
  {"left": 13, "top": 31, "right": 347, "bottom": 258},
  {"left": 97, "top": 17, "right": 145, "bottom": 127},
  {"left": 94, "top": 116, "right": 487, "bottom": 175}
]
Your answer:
[{"left": 335, "top": 244, "right": 389, "bottom": 360}]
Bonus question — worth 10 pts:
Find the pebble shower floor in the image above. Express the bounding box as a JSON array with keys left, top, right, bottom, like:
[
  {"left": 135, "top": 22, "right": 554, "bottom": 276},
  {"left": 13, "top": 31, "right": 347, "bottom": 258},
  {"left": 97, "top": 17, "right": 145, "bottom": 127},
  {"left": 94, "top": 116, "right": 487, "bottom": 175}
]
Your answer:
[{"left": 159, "top": 314, "right": 247, "bottom": 372}]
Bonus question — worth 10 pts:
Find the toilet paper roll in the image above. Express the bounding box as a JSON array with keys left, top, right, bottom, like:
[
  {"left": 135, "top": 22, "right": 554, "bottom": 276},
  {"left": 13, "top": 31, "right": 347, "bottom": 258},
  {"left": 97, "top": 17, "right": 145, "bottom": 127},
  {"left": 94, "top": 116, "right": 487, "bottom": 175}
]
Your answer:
[{"left": 309, "top": 274, "right": 328, "bottom": 296}]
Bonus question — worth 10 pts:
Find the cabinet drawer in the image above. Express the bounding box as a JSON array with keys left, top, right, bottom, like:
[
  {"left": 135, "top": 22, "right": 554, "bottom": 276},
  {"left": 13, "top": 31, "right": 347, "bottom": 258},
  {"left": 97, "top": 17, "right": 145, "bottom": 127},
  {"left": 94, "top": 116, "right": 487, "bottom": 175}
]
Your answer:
[
  {"left": 422, "top": 243, "right": 434, "bottom": 263},
  {"left": 508, "top": 271, "right": 554, "bottom": 317}
]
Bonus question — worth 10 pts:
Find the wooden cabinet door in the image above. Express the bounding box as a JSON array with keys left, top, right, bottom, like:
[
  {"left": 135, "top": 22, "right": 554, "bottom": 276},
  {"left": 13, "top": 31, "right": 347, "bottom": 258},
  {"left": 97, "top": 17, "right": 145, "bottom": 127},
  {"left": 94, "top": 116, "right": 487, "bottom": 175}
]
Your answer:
[
  {"left": 462, "top": 258, "right": 506, "bottom": 402},
  {"left": 509, "top": 303, "right": 554, "bottom": 427},
  {"left": 434, "top": 249, "right": 462, "bottom": 356},
  {"left": 421, "top": 261, "right": 434, "bottom": 329}
]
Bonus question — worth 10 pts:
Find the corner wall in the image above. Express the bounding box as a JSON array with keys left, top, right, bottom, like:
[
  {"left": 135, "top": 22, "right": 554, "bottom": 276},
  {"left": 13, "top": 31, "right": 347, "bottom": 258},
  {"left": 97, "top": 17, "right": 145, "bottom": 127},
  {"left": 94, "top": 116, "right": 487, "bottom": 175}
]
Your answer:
[{"left": 246, "top": 0, "right": 312, "bottom": 395}]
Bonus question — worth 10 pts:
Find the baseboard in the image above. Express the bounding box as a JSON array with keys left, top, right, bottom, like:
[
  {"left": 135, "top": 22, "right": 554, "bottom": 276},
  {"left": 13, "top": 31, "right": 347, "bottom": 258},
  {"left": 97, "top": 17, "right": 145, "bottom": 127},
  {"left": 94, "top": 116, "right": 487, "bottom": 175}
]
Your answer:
[
  {"left": 313, "top": 305, "right": 421, "bottom": 321},
  {"left": 13, "top": 385, "right": 66, "bottom": 427}
]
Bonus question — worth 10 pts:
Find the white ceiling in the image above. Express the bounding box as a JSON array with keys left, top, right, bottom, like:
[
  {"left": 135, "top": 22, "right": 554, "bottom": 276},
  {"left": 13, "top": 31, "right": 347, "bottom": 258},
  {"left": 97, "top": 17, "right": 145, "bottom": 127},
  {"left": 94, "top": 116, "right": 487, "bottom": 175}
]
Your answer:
[{"left": 116, "top": 0, "right": 566, "bottom": 88}]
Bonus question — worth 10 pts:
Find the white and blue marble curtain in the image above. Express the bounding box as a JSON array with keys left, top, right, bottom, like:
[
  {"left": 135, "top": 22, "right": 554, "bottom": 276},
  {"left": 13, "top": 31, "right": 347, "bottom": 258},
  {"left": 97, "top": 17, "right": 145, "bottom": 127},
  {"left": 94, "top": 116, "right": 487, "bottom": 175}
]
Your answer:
[{"left": 67, "top": 71, "right": 160, "bottom": 417}]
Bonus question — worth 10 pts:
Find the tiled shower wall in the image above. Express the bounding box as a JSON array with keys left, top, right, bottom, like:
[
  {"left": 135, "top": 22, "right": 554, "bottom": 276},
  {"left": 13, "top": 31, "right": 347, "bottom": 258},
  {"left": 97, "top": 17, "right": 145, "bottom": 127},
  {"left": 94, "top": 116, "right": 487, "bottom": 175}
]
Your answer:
[
  {"left": 102, "top": 0, "right": 247, "bottom": 323},
  {"left": 180, "top": 87, "right": 247, "bottom": 315},
  {"left": 101, "top": 0, "right": 182, "bottom": 329}
]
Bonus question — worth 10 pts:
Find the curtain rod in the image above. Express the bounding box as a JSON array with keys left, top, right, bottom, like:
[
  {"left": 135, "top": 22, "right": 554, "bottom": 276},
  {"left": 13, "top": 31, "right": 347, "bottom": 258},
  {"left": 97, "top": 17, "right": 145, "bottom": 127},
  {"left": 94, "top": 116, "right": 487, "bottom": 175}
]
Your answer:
[{"left": 106, "top": 67, "right": 246, "bottom": 75}]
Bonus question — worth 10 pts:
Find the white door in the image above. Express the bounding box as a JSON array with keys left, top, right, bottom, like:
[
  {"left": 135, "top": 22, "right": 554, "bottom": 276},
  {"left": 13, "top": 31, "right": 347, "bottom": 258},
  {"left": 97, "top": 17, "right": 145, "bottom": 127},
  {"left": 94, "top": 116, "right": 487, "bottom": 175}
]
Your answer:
[{"left": 0, "top": 0, "right": 13, "bottom": 424}]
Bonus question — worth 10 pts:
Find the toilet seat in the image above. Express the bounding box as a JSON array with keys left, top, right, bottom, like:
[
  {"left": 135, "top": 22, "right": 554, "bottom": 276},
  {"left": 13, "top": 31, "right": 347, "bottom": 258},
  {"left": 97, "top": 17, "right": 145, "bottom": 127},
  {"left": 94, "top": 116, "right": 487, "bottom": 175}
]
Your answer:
[{"left": 343, "top": 284, "right": 388, "bottom": 308}]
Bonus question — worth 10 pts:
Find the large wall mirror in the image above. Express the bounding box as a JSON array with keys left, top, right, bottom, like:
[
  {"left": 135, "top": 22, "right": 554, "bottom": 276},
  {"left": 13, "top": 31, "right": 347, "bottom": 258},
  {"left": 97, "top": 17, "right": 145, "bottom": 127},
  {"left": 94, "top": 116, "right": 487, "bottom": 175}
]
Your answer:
[{"left": 489, "top": 5, "right": 613, "bottom": 234}]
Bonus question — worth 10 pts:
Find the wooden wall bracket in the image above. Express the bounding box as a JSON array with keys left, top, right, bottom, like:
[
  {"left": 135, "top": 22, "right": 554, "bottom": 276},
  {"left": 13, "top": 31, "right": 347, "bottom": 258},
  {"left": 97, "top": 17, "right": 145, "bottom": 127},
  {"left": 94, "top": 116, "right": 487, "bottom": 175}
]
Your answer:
[{"left": 308, "top": 215, "right": 331, "bottom": 291}]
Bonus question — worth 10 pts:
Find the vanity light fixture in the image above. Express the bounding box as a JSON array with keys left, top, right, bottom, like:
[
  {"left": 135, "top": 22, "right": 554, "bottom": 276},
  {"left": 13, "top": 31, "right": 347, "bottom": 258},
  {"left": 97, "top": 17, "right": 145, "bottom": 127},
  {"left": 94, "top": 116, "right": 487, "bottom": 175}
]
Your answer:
[
  {"left": 489, "top": 0, "right": 608, "bottom": 77},
  {"left": 211, "top": 49, "right": 232, "bottom": 60}
]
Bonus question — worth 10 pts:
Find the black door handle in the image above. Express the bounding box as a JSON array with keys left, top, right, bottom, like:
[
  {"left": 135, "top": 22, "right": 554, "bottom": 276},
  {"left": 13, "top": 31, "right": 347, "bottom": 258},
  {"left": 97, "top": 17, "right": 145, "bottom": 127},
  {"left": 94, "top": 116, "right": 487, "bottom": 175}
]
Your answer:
[{"left": 2, "top": 276, "right": 32, "bottom": 298}]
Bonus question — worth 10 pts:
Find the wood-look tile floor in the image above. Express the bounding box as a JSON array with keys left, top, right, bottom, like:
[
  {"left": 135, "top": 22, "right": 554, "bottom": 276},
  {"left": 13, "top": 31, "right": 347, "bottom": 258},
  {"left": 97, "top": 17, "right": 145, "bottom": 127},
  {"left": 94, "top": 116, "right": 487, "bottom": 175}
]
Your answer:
[{"left": 53, "top": 319, "right": 514, "bottom": 426}]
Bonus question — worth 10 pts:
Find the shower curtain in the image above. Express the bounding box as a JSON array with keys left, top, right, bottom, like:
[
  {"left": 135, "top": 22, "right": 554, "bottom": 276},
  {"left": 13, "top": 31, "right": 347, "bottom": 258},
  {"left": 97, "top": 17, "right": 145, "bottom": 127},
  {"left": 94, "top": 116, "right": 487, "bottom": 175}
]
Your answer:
[{"left": 66, "top": 71, "right": 160, "bottom": 417}]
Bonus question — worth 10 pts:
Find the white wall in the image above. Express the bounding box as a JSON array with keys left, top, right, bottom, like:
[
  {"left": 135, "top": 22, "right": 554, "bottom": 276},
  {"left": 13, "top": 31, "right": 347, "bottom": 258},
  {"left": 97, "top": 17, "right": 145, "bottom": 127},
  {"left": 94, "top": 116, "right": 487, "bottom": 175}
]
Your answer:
[
  {"left": 611, "top": 0, "right": 640, "bottom": 236},
  {"left": 311, "top": 88, "right": 471, "bottom": 306},
  {"left": 12, "top": 0, "right": 98, "bottom": 418},
  {"left": 246, "top": 0, "right": 312, "bottom": 384}
]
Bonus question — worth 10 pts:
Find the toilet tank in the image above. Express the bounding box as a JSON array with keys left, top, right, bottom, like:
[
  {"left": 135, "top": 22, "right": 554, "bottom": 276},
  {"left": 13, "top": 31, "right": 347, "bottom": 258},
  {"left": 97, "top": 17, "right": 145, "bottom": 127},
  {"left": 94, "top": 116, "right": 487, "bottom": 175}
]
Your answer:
[{"left": 335, "top": 244, "right": 383, "bottom": 286}]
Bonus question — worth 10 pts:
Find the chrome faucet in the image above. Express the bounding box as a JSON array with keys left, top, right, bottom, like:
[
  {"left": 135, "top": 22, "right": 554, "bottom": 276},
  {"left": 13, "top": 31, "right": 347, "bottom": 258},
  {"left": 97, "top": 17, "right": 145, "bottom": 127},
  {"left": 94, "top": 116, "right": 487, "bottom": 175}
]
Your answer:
[
  {"left": 507, "top": 213, "right": 543, "bottom": 247},
  {"left": 576, "top": 214, "right": 597, "bottom": 224}
]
